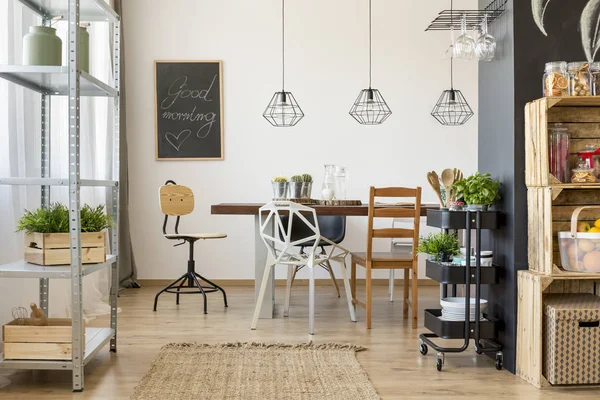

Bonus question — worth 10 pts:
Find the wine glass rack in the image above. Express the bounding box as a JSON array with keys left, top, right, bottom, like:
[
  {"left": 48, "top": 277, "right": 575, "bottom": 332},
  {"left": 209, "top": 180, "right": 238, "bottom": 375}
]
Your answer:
[{"left": 425, "top": 0, "right": 507, "bottom": 32}]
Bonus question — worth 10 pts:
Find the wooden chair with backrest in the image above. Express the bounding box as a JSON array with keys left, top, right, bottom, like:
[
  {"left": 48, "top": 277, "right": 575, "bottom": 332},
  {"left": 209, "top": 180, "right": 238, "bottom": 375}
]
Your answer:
[
  {"left": 153, "top": 180, "right": 228, "bottom": 314},
  {"left": 350, "top": 186, "right": 422, "bottom": 329}
]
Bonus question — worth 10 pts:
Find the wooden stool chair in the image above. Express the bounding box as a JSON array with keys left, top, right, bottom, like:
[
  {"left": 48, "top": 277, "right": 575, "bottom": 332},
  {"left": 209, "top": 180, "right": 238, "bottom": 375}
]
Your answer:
[
  {"left": 153, "top": 180, "right": 228, "bottom": 314},
  {"left": 351, "top": 187, "right": 422, "bottom": 329}
]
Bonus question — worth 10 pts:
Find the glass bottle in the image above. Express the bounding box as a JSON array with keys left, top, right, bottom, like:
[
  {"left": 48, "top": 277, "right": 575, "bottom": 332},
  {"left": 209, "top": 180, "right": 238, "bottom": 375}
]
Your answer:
[
  {"left": 543, "top": 61, "right": 567, "bottom": 97},
  {"left": 590, "top": 62, "right": 600, "bottom": 96},
  {"left": 334, "top": 166, "right": 348, "bottom": 200},
  {"left": 567, "top": 62, "right": 592, "bottom": 96},
  {"left": 321, "top": 165, "right": 336, "bottom": 200},
  {"left": 548, "top": 124, "right": 570, "bottom": 183}
]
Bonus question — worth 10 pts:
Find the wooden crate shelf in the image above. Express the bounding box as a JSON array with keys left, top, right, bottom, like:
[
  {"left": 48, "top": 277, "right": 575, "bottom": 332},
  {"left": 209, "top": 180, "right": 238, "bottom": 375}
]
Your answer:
[
  {"left": 528, "top": 186, "right": 600, "bottom": 276},
  {"left": 516, "top": 270, "right": 600, "bottom": 388},
  {"left": 525, "top": 97, "right": 600, "bottom": 187}
]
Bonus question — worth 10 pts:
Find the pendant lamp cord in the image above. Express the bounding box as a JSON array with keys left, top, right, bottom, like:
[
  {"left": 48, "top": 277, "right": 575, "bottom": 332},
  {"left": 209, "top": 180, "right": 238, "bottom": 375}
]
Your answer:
[
  {"left": 282, "top": 0, "right": 285, "bottom": 92},
  {"left": 369, "top": 0, "right": 372, "bottom": 89},
  {"left": 450, "top": 0, "right": 454, "bottom": 90}
]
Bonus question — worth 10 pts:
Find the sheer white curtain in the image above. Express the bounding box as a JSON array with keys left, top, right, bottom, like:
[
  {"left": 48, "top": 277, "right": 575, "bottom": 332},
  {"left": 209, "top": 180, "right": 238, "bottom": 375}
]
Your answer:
[{"left": 0, "top": 2, "right": 115, "bottom": 326}]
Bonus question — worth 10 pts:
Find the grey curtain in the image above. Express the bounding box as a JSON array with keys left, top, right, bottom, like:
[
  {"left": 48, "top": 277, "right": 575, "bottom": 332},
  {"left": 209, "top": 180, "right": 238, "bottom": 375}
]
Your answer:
[{"left": 112, "top": 0, "right": 138, "bottom": 288}]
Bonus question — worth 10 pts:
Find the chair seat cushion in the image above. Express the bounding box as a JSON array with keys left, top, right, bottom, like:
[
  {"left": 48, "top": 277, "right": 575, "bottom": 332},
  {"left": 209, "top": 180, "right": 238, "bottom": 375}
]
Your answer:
[
  {"left": 351, "top": 249, "right": 413, "bottom": 263},
  {"left": 165, "top": 233, "right": 227, "bottom": 240}
]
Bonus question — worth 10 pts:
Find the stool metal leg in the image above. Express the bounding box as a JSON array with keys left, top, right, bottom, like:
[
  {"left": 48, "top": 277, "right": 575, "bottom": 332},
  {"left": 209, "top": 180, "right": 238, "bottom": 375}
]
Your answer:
[
  {"left": 194, "top": 273, "right": 228, "bottom": 307},
  {"left": 154, "top": 272, "right": 188, "bottom": 311}
]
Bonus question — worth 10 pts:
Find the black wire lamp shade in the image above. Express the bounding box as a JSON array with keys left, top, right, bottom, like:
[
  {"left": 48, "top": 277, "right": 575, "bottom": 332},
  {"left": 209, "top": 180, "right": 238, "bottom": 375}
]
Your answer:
[
  {"left": 349, "top": 0, "right": 391, "bottom": 125},
  {"left": 431, "top": 89, "right": 474, "bottom": 126},
  {"left": 349, "top": 88, "right": 392, "bottom": 125},
  {"left": 263, "top": 0, "right": 304, "bottom": 127},
  {"left": 263, "top": 91, "right": 304, "bottom": 127}
]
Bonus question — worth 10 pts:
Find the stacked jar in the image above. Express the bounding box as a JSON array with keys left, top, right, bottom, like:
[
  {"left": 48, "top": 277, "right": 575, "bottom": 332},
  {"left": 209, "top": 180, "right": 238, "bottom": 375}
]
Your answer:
[
  {"left": 591, "top": 62, "right": 600, "bottom": 96},
  {"left": 543, "top": 61, "right": 568, "bottom": 97},
  {"left": 567, "top": 62, "right": 592, "bottom": 96}
]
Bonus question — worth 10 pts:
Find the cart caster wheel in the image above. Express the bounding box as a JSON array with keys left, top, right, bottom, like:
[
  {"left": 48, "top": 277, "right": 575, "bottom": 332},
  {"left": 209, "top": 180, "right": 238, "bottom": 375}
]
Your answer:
[
  {"left": 495, "top": 359, "right": 503, "bottom": 370},
  {"left": 475, "top": 348, "right": 483, "bottom": 355},
  {"left": 419, "top": 344, "right": 428, "bottom": 355},
  {"left": 436, "top": 352, "right": 444, "bottom": 371}
]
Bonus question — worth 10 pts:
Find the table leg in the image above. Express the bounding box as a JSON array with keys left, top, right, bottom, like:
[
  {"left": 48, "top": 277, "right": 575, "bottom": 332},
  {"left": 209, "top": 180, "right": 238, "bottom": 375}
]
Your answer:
[{"left": 255, "top": 215, "right": 274, "bottom": 318}]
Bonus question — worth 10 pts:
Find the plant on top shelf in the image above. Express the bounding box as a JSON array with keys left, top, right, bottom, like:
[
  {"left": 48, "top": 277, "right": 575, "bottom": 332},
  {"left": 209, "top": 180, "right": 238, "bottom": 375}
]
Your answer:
[
  {"left": 16, "top": 203, "right": 111, "bottom": 266},
  {"left": 16, "top": 203, "right": 112, "bottom": 233},
  {"left": 452, "top": 172, "right": 501, "bottom": 211},
  {"left": 417, "top": 232, "right": 460, "bottom": 263}
]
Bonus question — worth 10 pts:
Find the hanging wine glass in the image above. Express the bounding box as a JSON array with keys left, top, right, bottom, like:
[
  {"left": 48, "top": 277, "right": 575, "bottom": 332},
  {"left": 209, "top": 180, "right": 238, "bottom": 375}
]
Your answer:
[
  {"left": 443, "top": 26, "right": 455, "bottom": 59},
  {"left": 475, "top": 14, "right": 496, "bottom": 61},
  {"left": 453, "top": 14, "right": 475, "bottom": 60}
]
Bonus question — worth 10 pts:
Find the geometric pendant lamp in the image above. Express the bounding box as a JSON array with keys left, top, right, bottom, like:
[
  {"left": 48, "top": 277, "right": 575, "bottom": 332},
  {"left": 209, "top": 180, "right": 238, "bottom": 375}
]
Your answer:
[
  {"left": 431, "top": 0, "right": 473, "bottom": 126},
  {"left": 349, "top": 0, "right": 392, "bottom": 125},
  {"left": 263, "top": 0, "right": 304, "bottom": 127}
]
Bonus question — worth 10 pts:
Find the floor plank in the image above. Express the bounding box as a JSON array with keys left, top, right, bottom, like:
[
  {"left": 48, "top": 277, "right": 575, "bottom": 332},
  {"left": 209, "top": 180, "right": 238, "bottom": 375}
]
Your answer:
[{"left": 0, "top": 285, "right": 597, "bottom": 399}]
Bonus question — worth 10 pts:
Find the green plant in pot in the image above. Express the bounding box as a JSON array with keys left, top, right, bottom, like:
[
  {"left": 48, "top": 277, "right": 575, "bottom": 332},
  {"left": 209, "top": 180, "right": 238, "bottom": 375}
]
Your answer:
[
  {"left": 16, "top": 203, "right": 112, "bottom": 266},
  {"left": 452, "top": 172, "right": 501, "bottom": 211},
  {"left": 272, "top": 175, "right": 289, "bottom": 199},
  {"left": 300, "top": 173, "right": 313, "bottom": 199},
  {"left": 289, "top": 175, "right": 303, "bottom": 198},
  {"left": 417, "top": 232, "right": 460, "bottom": 263}
]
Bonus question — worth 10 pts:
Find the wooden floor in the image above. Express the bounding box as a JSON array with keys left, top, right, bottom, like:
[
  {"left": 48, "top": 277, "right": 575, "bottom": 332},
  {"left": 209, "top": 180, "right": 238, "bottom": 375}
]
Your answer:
[{"left": 1, "top": 284, "right": 598, "bottom": 399}]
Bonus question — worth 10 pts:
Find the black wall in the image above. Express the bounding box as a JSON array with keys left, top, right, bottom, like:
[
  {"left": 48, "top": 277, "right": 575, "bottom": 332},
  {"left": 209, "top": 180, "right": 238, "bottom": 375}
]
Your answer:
[{"left": 478, "top": 0, "right": 590, "bottom": 374}]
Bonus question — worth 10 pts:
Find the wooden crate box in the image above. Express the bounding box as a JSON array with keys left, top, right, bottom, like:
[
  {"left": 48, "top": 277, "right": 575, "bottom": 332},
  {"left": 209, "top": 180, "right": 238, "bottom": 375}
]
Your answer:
[
  {"left": 24, "top": 232, "right": 106, "bottom": 266},
  {"left": 516, "top": 271, "right": 599, "bottom": 388},
  {"left": 525, "top": 97, "right": 600, "bottom": 187},
  {"left": 2, "top": 318, "right": 85, "bottom": 360},
  {"left": 528, "top": 186, "right": 600, "bottom": 276}
]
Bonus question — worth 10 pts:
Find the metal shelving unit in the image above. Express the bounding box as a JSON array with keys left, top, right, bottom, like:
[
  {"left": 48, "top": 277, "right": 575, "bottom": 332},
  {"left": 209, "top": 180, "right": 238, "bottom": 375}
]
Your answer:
[{"left": 0, "top": 0, "right": 120, "bottom": 392}]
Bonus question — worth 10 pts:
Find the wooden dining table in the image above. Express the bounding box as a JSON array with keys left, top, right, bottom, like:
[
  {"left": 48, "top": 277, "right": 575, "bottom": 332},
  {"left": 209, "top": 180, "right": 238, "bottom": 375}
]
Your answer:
[{"left": 211, "top": 202, "right": 438, "bottom": 319}]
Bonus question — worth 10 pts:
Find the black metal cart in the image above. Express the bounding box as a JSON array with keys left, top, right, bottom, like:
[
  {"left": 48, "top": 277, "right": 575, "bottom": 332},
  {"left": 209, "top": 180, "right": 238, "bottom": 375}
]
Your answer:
[{"left": 419, "top": 210, "right": 504, "bottom": 371}]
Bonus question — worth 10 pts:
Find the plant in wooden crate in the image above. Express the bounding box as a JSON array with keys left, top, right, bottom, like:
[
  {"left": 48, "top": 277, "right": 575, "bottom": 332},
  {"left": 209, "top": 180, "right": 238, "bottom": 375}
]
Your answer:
[
  {"left": 452, "top": 172, "right": 501, "bottom": 211},
  {"left": 417, "top": 232, "right": 460, "bottom": 262},
  {"left": 16, "top": 203, "right": 111, "bottom": 266}
]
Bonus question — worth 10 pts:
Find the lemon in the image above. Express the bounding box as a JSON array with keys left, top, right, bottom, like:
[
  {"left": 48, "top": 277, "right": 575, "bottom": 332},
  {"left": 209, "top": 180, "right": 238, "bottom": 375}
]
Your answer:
[
  {"left": 590, "top": 227, "right": 600, "bottom": 233},
  {"left": 595, "top": 219, "right": 600, "bottom": 228}
]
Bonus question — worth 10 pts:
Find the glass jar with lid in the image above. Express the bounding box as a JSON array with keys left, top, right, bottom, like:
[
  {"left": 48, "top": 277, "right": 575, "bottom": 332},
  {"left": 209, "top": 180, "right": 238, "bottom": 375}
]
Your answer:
[
  {"left": 543, "top": 61, "right": 568, "bottom": 97},
  {"left": 567, "top": 62, "right": 592, "bottom": 96},
  {"left": 590, "top": 62, "right": 600, "bottom": 96}
]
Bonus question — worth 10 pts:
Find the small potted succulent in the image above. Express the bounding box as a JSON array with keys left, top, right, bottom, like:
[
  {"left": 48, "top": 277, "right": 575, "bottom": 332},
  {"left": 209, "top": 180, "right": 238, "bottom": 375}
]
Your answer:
[
  {"left": 300, "top": 173, "right": 313, "bottom": 199},
  {"left": 271, "top": 175, "right": 289, "bottom": 199},
  {"left": 417, "top": 232, "right": 460, "bottom": 263},
  {"left": 289, "top": 175, "right": 303, "bottom": 199},
  {"left": 452, "top": 172, "right": 501, "bottom": 211}
]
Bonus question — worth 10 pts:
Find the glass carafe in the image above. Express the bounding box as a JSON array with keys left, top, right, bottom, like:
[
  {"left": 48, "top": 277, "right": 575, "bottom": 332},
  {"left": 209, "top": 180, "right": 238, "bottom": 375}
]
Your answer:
[
  {"left": 334, "top": 166, "right": 348, "bottom": 200},
  {"left": 321, "top": 165, "right": 336, "bottom": 199}
]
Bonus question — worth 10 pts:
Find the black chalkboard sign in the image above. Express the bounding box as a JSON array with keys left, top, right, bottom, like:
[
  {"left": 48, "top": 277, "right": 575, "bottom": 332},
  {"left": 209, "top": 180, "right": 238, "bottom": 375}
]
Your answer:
[{"left": 155, "top": 61, "right": 224, "bottom": 160}]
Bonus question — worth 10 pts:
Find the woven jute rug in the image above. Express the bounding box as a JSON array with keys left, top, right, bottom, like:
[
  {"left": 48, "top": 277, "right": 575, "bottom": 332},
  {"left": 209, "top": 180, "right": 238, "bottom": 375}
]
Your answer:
[{"left": 130, "top": 342, "right": 379, "bottom": 400}]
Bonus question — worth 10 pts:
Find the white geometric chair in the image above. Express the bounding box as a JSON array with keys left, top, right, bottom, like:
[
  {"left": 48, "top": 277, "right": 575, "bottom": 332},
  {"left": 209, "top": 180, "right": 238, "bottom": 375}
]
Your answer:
[{"left": 251, "top": 201, "right": 356, "bottom": 335}]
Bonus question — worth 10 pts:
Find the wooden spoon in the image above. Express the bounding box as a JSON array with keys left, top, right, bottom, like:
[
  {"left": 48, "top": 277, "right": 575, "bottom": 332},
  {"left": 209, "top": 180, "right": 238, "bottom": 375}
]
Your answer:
[
  {"left": 427, "top": 171, "right": 445, "bottom": 206},
  {"left": 441, "top": 169, "right": 455, "bottom": 208}
]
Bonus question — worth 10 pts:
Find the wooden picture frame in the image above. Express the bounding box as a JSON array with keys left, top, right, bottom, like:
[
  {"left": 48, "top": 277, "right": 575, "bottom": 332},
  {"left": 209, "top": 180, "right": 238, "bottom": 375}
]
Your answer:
[{"left": 154, "top": 60, "right": 224, "bottom": 161}]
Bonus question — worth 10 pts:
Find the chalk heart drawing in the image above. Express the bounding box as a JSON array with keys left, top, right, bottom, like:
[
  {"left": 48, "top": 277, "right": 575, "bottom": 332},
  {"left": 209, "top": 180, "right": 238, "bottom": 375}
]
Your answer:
[{"left": 165, "top": 129, "right": 191, "bottom": 151}]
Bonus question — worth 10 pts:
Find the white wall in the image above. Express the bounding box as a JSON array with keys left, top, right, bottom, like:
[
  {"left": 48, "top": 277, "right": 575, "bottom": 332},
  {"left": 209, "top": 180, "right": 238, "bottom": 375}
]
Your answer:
[{"left": 123, "top": 0, "right": 479, "bottom": 280}]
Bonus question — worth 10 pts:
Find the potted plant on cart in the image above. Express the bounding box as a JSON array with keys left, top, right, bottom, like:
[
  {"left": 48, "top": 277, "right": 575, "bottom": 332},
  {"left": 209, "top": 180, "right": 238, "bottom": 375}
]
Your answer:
[
  {"left": 452, "top": 172, "right": 501, "bottom": 211},
  {"left": 417, "top": 232, "right": 460, "bottom": 263},
  {"left": 16, "top": 203, "right": 112, "bottom": 265}
]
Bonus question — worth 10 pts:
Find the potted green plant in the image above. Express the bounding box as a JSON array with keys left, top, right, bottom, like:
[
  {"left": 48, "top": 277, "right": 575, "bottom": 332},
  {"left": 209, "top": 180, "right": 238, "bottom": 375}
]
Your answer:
[
  {"left": 300, "top": 173, "right": 313, "bottom": 199},
  {"left": 271, "top": 175, "right": 289, "bottom": 199},
  {"left": 16, "top": 203, "right": 112, "bottom": 265},
  {"left": 452, "top": 172, "right": 501, "bottom": 211},
  {"left": 289, "top": 175, "right": 303, "bottom": 198},
  {"left": 417, "top": 232, "right": 460, "bottom": 262}
]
